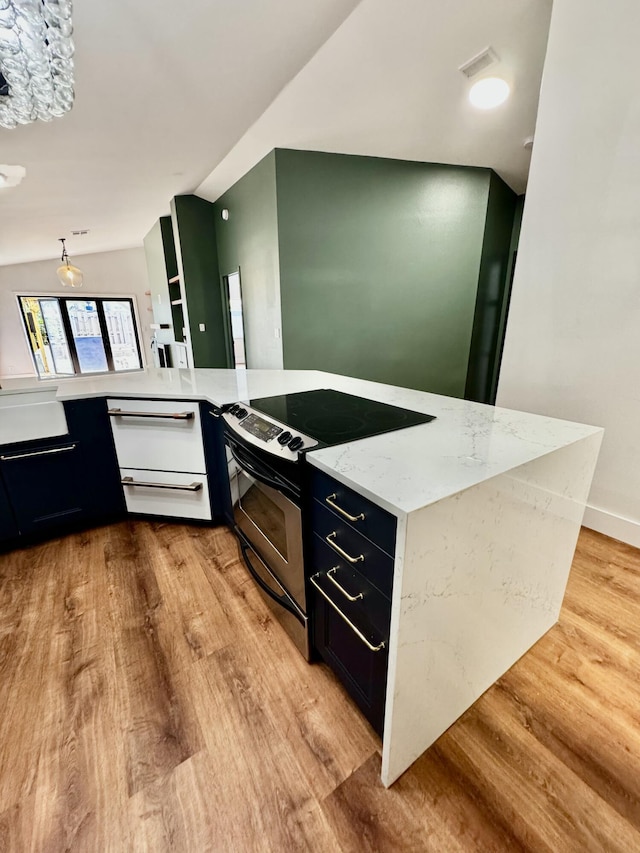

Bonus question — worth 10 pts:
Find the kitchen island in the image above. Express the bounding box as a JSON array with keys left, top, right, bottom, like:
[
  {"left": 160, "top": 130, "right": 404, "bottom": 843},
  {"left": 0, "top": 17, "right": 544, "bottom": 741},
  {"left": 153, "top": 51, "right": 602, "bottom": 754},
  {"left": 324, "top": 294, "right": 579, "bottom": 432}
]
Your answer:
[{"left": 3, "top": 368, "right": 603, "bottom": 785}]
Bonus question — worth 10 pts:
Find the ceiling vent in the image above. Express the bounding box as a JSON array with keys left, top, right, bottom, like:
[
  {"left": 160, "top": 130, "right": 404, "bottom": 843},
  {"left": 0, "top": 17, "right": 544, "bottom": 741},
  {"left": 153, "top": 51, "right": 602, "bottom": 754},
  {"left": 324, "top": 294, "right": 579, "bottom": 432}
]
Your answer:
[{"left": 459, "top": 47, "right": 498, "bottom": 79}]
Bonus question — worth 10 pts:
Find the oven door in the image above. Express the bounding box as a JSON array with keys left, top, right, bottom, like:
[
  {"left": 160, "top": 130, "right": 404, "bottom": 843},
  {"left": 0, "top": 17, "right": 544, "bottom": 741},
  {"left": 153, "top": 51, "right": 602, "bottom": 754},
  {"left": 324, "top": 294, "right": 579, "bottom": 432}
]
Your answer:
[
  {"left": 226, "top": 437, "right": 306, "bottom": 612},
  {"left": 238, "top": 537, "right": 309, "bottom": 660}
]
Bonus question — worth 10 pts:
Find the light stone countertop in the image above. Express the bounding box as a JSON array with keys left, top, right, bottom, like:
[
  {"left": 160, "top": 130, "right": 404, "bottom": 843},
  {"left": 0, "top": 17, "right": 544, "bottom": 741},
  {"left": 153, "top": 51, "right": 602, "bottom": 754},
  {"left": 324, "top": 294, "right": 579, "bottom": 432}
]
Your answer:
[{"left": 2, "top": 368, "right": 603, "bottom": 516}]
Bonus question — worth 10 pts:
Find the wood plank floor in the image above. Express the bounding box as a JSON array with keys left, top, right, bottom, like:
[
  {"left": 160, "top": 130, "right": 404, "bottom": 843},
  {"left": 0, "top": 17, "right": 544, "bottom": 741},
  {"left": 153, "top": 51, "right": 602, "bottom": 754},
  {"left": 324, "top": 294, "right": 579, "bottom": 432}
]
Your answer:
[{"left": 0, "top": 522, "right": 639, "bottom": 851}]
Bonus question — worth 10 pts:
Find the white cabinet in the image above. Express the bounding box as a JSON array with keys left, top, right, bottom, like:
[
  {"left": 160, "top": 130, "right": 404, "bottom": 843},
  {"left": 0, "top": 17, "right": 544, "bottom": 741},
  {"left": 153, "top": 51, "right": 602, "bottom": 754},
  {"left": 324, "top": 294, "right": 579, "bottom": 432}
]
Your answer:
[
  {"left": 119, "top": 468, "right": 211, "bottom": 520},
  {"left": 107, "top": 397, "right": 211, "bottom": 520},
  {"left": 107, "top": 399, "right": 205, "bottom": 473}
]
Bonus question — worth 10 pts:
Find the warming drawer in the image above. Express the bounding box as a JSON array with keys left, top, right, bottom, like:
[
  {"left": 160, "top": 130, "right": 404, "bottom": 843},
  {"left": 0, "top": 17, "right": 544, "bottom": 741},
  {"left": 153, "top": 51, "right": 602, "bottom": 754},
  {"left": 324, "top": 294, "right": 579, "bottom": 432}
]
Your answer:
[
  {"left": 119, "top": 467, "right": 211, "bottom": 520},
  {"left": 107, "top": 398, "right": 205, "bottom": 473}
]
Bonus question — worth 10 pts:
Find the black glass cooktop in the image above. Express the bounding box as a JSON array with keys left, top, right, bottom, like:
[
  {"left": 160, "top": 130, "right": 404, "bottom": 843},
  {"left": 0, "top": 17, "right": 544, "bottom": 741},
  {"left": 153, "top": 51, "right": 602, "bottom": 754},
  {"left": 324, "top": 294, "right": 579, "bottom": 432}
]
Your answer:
[{"left": 248, "top": 389, "right": 435, "bottom": 447}]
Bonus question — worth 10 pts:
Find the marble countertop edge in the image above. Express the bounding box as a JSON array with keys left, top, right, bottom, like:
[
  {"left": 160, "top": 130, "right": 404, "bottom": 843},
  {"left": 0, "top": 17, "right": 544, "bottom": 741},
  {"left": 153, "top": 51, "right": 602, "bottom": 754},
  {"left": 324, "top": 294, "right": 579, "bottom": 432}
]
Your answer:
[{"left": 1, "top": 368, "right": 603, "bottom": 514}]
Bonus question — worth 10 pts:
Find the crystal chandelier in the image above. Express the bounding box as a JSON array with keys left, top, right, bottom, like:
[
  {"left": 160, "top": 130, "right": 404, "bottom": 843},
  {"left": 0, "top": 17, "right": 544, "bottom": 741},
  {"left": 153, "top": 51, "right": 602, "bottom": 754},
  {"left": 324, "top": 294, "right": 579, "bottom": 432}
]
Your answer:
[
  {"left": 0, "top": 0, "right": 75, "bottom": 130},
  {"left": 56, "top": 237, "right": 83, "bottom": 287}
]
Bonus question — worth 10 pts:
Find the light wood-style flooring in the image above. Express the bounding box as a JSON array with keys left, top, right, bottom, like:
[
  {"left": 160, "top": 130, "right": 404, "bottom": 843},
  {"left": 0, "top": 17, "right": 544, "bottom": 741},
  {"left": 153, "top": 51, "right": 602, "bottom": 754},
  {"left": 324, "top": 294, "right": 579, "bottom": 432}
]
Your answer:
[{"left": 0, "top": 521, "right": 639, "bottom": 851}]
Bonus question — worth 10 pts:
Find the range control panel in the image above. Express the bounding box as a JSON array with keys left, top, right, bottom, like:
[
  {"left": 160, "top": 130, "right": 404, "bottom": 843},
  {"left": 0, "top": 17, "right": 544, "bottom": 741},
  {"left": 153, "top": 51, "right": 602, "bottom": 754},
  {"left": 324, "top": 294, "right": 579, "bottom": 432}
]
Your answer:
[
  {"left": 222, "top": 403, "right": 318, "bottom": 460},
  {"left": 241, "top": 413, "right": 282, "bottom": 442}
]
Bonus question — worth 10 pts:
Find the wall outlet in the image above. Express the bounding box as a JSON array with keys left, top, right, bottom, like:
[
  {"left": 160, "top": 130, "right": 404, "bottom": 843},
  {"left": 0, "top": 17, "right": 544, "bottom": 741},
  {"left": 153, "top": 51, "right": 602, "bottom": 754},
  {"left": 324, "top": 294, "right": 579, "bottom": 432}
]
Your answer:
[
  {"left": 199, "top": 323, "right": 206, "bottom": 332},
  {"left": 274, "top": 327, "right": 281, "bottom": 339}
]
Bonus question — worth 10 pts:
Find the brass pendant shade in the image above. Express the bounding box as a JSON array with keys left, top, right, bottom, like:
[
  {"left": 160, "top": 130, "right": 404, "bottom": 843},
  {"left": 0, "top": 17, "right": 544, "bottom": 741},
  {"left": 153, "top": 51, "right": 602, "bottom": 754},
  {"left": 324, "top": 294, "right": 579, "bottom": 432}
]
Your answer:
[{"left": 56, "top": 238, "right": 83, "bottom": 288}]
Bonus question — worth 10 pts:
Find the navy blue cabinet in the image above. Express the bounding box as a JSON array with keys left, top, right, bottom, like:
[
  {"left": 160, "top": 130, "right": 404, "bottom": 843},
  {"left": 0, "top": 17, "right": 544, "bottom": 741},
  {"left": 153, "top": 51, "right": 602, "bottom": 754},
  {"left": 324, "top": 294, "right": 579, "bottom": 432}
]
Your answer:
[
  {"left": 0, "top": 397, "right": 124, "bottom": 544},
  {"left": 308, "top": 468, "right": 397, "bottom": 736},
  {"left": 63, "top": 397, "right": 124, "bottom": 523},
  {"left": 0, "top": 439, "right": 88, "bottom": 536},
  {"left": 200, "top": 402, "right": 229, "bottom": 521},
  {"left": 0, "top": 476, "right": 18, "bottom": 544}
]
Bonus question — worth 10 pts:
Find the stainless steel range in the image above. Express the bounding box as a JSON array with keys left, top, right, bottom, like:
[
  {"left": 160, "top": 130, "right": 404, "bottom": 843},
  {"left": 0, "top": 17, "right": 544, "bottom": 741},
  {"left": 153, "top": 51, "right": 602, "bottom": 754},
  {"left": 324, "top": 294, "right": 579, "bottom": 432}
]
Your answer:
[{"left": 221, "top": 389, "right": 435, "bottom": 658}]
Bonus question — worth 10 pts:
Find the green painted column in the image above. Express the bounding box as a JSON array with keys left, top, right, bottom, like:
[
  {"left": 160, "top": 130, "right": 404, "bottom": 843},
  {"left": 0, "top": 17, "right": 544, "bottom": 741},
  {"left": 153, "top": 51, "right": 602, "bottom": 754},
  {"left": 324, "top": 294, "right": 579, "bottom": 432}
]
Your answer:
[{"left": 171, "top": 195, "right": 229, "bottom": 368}]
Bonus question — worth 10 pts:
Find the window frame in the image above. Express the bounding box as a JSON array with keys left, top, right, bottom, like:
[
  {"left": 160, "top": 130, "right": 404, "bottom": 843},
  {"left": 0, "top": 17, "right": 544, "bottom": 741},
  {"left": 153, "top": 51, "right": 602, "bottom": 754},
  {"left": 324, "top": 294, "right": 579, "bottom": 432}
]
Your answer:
[{"left": 16, "top": 292, "right": 145, "bottom": 380}]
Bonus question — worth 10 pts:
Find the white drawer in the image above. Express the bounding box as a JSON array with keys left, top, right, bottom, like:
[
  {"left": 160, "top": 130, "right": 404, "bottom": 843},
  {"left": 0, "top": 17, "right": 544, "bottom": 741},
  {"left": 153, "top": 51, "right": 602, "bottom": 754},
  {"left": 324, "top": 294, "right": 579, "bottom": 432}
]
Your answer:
[
  {"left": 107, "top": 398, "right": 205, "bottom": 474},
  {"left": 120, "top": 468, "right": 211, "bottom": 520}
]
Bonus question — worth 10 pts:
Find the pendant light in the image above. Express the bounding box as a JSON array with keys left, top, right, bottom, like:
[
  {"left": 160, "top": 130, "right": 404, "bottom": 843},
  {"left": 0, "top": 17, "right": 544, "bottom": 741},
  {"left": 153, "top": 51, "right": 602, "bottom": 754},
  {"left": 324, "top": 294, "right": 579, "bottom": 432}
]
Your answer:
[{"left": 56, "top": 237, "right": 83, "bottom": 288}]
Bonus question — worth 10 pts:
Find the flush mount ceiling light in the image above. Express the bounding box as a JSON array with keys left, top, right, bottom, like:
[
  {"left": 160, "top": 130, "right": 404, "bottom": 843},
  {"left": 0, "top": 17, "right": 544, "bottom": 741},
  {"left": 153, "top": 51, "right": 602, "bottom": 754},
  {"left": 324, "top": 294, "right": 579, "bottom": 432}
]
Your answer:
[
  {"left": 469, "top": 77, "right": 510, "bottom": 110},
  {"left": 0, "top": 0, "right": 75, "bottom": 130},
  {"left": 0, "top": 163, "right": 26, "bottom": 187},
  {"left": 56, "top": 237, "right": 83, "bottom": 288}
]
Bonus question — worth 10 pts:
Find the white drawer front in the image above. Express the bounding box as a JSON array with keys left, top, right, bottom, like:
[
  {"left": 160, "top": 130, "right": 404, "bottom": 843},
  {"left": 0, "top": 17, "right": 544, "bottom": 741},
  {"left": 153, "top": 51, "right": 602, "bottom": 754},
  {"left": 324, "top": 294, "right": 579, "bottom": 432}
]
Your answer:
[
  {"left": 120, "top": 468, "right": 211, "bottom": 520},
  {"left": 107, "top": 398, "right": 206, "bottom": 474}
]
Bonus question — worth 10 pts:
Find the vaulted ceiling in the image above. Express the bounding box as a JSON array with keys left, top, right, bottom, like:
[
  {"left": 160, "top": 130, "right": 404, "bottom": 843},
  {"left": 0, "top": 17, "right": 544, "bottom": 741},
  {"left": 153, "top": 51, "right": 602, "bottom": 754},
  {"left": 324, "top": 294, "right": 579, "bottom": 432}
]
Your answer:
[{"left": 0, "top": 0, "right": 552, "bottom": 267}]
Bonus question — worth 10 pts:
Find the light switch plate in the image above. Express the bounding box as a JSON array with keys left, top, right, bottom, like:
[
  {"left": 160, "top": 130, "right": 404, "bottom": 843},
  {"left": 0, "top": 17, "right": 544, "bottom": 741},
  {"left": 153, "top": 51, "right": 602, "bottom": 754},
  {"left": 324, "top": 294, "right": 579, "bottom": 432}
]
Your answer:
[{"left": 199, "top": 323, "right": 206, "bottom": 332}]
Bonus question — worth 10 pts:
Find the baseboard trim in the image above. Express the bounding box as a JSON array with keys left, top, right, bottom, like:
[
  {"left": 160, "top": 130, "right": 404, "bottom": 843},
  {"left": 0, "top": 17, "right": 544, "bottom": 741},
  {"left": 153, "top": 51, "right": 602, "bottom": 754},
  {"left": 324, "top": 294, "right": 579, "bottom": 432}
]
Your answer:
[{"left": 583, "top": 505, "right": 640, "bottom": 549}]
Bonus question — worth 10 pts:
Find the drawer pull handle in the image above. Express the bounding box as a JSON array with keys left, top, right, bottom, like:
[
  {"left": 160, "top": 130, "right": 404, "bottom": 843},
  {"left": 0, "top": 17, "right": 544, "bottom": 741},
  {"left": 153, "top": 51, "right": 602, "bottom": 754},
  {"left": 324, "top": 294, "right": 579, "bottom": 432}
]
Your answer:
[
  {"left": 108, "top": 408, "right": 194, "bottom": 420},
  {"left": 121, "top": 476, "right": 202, "bottom": 492},
  {"left": 325, "top": 493, "right": 365, "bottom": 522},
  {"left": 311, "top": 574, "right": 385, "bottom": 652},
  {"left": 327, "top": 567, "right": 363, "bottom": 601},
  {"left": 326, "top": 531, "right": 364, "bottom": 563},
  {"left": 1, "top": 444, "right": 76, "bottom": 461}
]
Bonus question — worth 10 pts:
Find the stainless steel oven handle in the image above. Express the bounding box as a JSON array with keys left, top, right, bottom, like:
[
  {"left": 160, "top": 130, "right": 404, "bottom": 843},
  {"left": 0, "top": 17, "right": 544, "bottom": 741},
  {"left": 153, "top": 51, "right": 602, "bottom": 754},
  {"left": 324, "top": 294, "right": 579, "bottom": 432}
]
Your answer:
[
  {"left": 311, "top": 574, "right": 385, "bottom": 652},
  {"left": 327, "top": 567, "right": 363, "bottom": 601},
  {"left": 239, "top": 539, "right": 304, "bottom": 624},
  {"left": 227, "top": 441, "right": 291, "bottom": 495},
  {"left": 325, "top": 532, "right": 364, "bottom": 563},
  {"left": 325, "top": 494, "right": 365, "bottom": 522}
]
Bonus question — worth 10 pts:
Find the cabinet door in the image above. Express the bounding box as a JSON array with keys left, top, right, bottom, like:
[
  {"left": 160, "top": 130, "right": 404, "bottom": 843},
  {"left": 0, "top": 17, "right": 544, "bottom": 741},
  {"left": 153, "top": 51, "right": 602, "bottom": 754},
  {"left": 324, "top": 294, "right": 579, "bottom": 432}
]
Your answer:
[
  {"left": 0, "top": 441, "right": 87, "bottom": 536},
  {"left": 64, "top": 397, "right": 125, "bottom": 523},
  {"left": 312, "top": 574, "right": 389, "bottom": 736},
  {"left": 199, "top": 402, "right": 228, "bottom": 521},
  {"left": 0, "top": 475, "right": 18, "bottom": 543}
]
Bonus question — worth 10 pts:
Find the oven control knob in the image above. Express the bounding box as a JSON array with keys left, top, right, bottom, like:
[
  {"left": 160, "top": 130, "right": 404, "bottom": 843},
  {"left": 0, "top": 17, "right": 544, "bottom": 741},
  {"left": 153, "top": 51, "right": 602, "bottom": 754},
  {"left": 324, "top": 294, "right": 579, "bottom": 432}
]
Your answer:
[
  {"left": 288, "top": 436, "right": 304, "bottom": 452},
  {"left": 229, "top": 404, "right": 239, "bottom": 415},
  {"left": 278, "top": 431, "right": 292, "bottom": 445},
  {"left": 235, "top": 407, "right": 248, "bottom": 419}
]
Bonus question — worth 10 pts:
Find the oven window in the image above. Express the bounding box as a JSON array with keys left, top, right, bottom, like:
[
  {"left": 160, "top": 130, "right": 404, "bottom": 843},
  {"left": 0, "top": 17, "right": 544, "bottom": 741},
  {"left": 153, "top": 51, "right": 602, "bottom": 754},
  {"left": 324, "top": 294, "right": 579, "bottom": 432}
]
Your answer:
[{"left": 239, "top": 480, "right": 288, "bottom": 560}]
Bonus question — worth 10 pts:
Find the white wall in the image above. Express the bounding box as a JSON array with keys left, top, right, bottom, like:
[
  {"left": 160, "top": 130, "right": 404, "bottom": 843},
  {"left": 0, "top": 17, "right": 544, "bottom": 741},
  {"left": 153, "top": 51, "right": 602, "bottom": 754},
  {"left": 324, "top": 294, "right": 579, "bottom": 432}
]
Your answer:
[
  {"left": 0, "top": 247, "right": 151, "bottom": 377},
  {"left": 497, "top": 0, "right": 640, "bottom": 546}
]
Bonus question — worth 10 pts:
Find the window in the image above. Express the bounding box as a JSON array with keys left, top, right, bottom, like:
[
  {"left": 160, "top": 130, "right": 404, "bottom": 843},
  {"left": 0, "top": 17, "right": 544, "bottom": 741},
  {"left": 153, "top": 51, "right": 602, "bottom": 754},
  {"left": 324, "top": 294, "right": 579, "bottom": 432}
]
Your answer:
[{"left": 18, "top": 296, "right": 143, "bottom": 379}]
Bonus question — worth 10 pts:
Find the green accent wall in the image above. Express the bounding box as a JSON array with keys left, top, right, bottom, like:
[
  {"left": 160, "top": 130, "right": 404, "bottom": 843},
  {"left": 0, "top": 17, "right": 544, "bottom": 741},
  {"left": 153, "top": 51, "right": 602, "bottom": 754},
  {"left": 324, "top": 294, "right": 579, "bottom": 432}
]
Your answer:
[
  {"left": 274, "top": 149, "right": 495, "bottom": 396},
  {"left": 465, "top": 172, "right": 518, "bottom": 404},
  {"left": 213, "top": 152, "right": 283, "bottom": 369},
  {"left": 171, "top": 195, "right": 228, "bottom": 368}
]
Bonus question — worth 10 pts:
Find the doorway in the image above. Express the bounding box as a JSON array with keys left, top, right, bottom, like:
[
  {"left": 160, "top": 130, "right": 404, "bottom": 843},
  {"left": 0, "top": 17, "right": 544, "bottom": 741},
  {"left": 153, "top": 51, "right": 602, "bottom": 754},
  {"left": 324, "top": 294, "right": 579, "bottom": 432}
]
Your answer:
[{"left": 223, "top": 271, "right": 247, "bottom": 368}]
